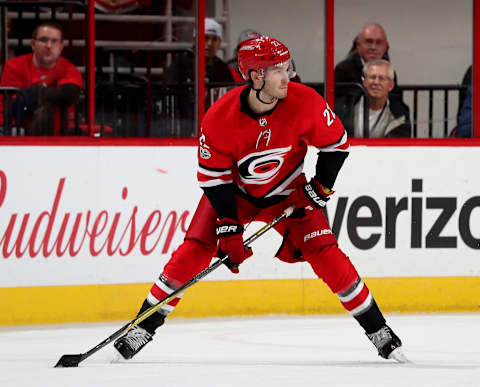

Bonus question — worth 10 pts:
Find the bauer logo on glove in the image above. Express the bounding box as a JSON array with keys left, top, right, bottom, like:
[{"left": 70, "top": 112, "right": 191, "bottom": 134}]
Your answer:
[
  {"left": 216, "top": 224, "right": 241, "bottom": 235},
  {"left": 288, "top": 179, "right": 334, "bottom": 211},
  {"left": 304, "top": 183, "right": 329, "bottom": 208},
  {"left": 215, "top": 218, "right": 253, "bottom": 273}
]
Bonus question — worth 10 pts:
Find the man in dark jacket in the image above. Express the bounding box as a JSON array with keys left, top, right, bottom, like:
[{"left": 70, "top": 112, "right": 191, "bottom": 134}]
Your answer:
[
  {"left": 335, "top": 23, "right": 401, "bottom": 102},
  {"left": 336, "top": 59, "right": 411, "bottom": 138}
]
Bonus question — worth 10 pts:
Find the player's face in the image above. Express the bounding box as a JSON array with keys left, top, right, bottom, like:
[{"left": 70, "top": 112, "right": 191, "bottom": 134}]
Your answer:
[
  {"left": 362, "top": 64, "right": 394, "bottom": 99},
  {"left": 262, "top": 62, "right": 290, "bottom": 99},
  {"left": 31, "top": 26, "right": 64, "bottom": 69},
  {"left": 357, "top": 26, "right": 388, "bottom": 62}
]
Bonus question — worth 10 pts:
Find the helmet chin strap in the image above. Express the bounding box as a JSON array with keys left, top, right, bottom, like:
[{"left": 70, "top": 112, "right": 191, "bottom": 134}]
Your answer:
[{"left": 251, "top": 80, "right": 277, "bottom": 105}]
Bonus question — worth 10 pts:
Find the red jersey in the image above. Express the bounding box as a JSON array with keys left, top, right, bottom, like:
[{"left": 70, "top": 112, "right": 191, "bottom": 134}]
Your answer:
[
  {"left": 1, "top": 53, "right": 82, "bottom": 89},
  {"left": 197, "top": 82, "right": 349, "bottom": 200},
  {"left": 0, "top": 53, "right": 83, "bottom": 132}
]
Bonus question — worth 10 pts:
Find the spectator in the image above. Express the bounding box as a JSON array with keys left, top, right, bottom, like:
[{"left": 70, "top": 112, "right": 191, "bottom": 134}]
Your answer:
[
  {"left": 0, "top": 22, "right": 83, "bottom": 135},
  {"left": 335, "top": 23, "right": 400, "bottom": 100},
  {"left": 456, "top": 85, "right": 472, "bottom": 137},
  {"left": 336, "top": 59, "right": 411, "bottom": 138}
]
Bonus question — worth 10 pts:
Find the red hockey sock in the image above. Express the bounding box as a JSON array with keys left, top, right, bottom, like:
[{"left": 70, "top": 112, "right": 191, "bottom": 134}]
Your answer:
[{"left": 146, "top": 239, "right": 216, "bottom": 316}]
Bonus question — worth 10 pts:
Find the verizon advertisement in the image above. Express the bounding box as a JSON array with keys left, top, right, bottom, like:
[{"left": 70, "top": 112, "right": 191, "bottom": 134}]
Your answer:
[{"left": 0, "top": 145, "right": 479, "bottom": 288}]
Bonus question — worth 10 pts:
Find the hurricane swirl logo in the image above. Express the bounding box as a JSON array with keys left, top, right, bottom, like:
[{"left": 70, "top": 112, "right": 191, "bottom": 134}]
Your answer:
[{"left": 237, "top": 146, "right": 291, "bottom": 185}]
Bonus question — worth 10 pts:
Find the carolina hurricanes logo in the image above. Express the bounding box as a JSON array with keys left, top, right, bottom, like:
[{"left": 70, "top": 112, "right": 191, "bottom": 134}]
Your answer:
[{"left": 237, "top": 146, "right": 291, "bottom": 185}]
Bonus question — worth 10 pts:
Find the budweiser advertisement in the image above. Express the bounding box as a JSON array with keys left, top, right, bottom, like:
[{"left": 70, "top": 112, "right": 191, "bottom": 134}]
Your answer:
[{"left": 0, "top": 146, "right": 202, "bottom": 287}]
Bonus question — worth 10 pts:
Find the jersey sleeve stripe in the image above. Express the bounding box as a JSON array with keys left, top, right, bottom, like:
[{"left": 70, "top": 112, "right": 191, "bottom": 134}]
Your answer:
[
  {"left": 318, "top": 131, "right": 350, "bottom": 152},
  {"left": 198, "top": 163, "right": 232, "bottom": 173},
  {"left": 198, "top": 165, "right": 233, "bottom": 177},
  {"left": 199, "top": 178, "right": 234, "bottom": 188}
]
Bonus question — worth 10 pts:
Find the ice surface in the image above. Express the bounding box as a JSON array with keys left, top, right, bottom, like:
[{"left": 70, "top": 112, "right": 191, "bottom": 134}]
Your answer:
[{"left": 1, "top": 313, "right": 479, "bottom": 387}]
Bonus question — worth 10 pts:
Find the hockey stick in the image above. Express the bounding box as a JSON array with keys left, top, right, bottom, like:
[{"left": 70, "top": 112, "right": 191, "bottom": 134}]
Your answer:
[{"left": 54, "top": 205, "right": 295, "bottom": 368}]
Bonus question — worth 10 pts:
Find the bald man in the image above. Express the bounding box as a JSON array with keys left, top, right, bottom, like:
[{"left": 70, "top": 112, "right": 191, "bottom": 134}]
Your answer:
[{"left": 335, "top": 23, "right": 401, "bottom": 104}]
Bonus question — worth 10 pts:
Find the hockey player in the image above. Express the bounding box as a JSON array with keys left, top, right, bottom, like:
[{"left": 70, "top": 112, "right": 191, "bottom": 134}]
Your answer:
[{"left": 114, "top": 36, "right": 406, "bottom": 362}]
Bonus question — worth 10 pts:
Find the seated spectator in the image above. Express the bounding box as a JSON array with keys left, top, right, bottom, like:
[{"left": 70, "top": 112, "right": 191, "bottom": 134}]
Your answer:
[
  {"left": 336, "top": 59, "right": 411, "bottom": 138},
  {"left": 456, "top": 85, "right": 472, "bottom": 137},
  {"left": 0, "top": 22, "right": 83, "bottom": 136},
  {"left": 335, "top": 23, "right": 400, "bottom": 100}
]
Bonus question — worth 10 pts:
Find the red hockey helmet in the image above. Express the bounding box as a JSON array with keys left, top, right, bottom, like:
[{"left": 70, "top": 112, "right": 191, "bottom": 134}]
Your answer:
[{"left": 237, "top": 36, "right": 295, "bottom": 81}]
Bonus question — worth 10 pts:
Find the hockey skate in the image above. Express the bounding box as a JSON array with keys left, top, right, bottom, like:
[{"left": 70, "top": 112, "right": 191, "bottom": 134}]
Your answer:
[
  {"left": 114, "top": 325, "right": 154, "bottom": 360},
  {"left": 366, "top": 325, "right": 408, "bottom": 363}
]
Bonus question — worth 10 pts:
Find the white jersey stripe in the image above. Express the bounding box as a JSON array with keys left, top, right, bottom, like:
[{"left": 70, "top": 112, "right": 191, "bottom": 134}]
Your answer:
[
  {"left": 199, "top": 178, "right": 234, "bottom": 188},
  {"left": 198, "top": 166, "right": 232, "bottom": 177},
  {"left": 318, "top": 132, "right": 349, "bottom": 152}
]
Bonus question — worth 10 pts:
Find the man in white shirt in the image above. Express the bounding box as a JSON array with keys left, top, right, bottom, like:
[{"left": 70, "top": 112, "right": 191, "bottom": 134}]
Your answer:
[{"left": 340, "top": 59, "right": 411, "bottom": 138}]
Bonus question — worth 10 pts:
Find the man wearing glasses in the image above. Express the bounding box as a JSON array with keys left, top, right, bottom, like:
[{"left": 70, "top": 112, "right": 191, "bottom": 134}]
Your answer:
[
  {"left": 335, "top": 23, "right": 396, "bottom": 88},
  {"left": 337, "top": 59, "right": 411, "bottom": 138},
  {"left": 0, "top": 22, "right": 83, "bottom": 135}
]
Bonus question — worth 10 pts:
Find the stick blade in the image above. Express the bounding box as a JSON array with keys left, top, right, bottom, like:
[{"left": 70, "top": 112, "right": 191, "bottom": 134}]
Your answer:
[{"left": 54, "top": 354, "right": 83, "bottom": 368}]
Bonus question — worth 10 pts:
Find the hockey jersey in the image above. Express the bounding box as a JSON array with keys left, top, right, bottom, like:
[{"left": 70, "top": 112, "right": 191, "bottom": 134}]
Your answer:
[{"left": 197, "top": 82, "right": 349, "bottom": 202}]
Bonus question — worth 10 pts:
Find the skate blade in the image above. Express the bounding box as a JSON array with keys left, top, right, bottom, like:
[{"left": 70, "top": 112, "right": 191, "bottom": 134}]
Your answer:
[{"left": 388, "top": 347, "right": 410, "bottom": 363}]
